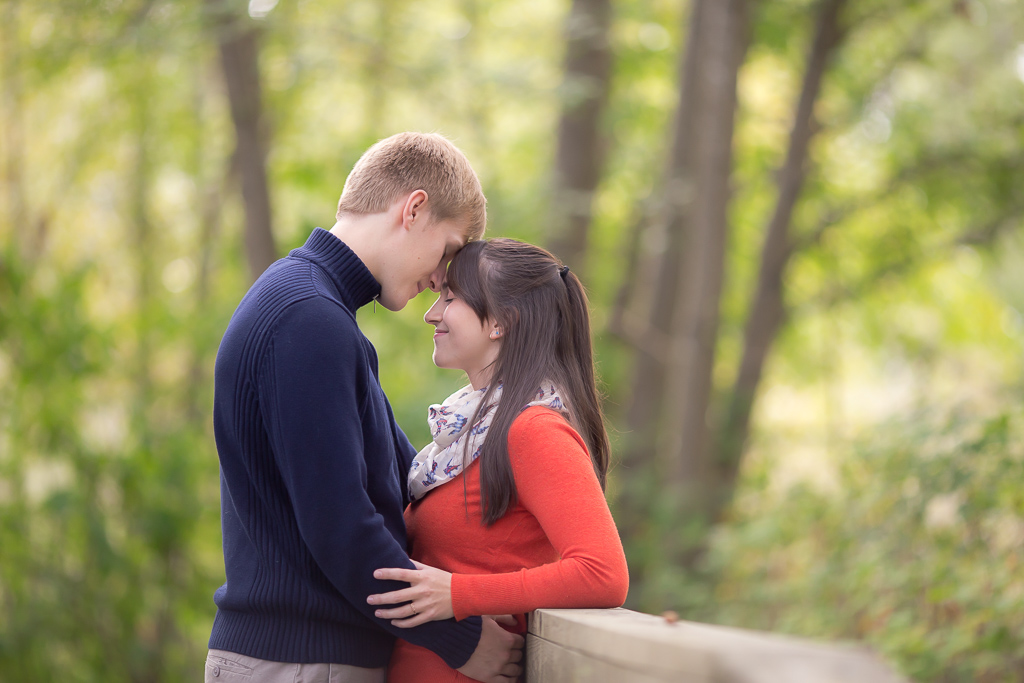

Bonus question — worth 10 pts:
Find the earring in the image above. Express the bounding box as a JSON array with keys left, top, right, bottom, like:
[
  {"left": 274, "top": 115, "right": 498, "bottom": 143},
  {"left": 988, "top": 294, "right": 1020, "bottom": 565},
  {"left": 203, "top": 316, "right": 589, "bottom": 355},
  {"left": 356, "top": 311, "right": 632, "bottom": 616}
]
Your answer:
[{"left": 490, "top": 330, "right": 501, "bottom": 340}]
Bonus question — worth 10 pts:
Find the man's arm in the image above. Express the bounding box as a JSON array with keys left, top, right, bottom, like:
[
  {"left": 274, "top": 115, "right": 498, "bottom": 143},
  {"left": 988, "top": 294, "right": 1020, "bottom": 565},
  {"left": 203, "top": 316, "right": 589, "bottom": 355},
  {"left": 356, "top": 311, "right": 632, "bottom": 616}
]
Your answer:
[
  {"left": 258, "top": 298, "right": 483, "bottom": 668},
  {"left": 457, "top": 617, "right": 524, "bottom": 683},
  {"left": 384, "top": 399, "right": 418, "bottom": 509}
]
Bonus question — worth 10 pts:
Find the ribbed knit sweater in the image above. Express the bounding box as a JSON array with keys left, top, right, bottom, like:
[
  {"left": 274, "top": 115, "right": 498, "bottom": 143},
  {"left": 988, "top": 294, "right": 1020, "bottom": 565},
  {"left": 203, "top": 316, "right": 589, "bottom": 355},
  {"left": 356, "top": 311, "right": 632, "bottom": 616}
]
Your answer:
[{"left": 208, "top": 228, "right": 482, "bottom": 668}]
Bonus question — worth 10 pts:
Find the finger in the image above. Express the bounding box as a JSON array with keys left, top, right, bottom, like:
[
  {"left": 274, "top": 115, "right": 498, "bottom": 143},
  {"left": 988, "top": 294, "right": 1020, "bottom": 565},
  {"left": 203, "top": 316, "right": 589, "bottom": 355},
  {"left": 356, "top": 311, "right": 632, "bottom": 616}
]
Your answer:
[
  {"left": 500, "top": 662, "right": 523, "bottom": 678},
  {"left": 367, "top": 587, "right": 417, "bottom": 606},
  {"left": 373, "top": 606, "right": 415, "bottom": 620},
  {"left": 508, "top": 648, "right": 523, "bottom": 664},
  {"left": 377, "top": 598, "right": 426, "bottom": 619},
  {"left": 390, "top": 613, "right": 430, "bottom": 629},
  {"left": 488, "top": 614, "right": 518, "bottom": 627},
  {"left": 411, "top": 560, "right": 428, "bottom": 570},
  {"left": 373, "top": 567, "right": 418, "bottom": 582},
  {"left": 509, "top": 633, "right": 525, "bottom": 648}
]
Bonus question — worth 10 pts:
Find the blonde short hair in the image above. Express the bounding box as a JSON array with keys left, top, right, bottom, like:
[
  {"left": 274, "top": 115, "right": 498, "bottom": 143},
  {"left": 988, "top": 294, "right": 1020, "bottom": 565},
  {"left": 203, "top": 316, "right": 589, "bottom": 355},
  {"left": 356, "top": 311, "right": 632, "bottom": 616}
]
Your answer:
[{"left": 336, "top": 132, "right": 486, "bottom": 241}]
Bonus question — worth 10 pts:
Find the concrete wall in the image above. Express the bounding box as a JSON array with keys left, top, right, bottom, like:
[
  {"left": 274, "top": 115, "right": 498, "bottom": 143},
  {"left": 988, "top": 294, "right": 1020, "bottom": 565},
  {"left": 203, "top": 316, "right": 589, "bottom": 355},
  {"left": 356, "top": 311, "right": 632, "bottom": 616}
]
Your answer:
[{"left": 525, "top": 608, "right": 907, "bottom": 683}]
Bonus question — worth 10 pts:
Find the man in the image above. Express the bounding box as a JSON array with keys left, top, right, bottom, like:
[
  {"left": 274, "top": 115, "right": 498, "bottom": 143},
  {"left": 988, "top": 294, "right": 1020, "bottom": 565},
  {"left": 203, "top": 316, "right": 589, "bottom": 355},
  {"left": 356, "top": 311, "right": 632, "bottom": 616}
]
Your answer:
[{"left": 206, "top": 133, "right": 523, "bottom": 682}]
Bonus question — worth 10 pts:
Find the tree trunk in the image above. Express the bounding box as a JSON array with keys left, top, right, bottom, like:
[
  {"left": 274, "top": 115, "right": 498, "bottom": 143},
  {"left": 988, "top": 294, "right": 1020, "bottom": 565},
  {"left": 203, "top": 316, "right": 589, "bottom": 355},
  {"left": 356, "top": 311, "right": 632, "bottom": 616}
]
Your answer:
[
  {"left": 184, "top": 68, "right": 235, "bottom": 425},
  {"left": 619, "top": 0, "right": 708, "bottom": 475},
  {"left": 613, "top": 0, "right": 731, "bottom": 602},
  {"left": 206, "top": 0, "right": 277, "bottom": 282},
  {"left": 657, "top": 0, "right": 749, "bottom": 568},
  {"left": 131, "top": 85, "right": 154, "bottom": 450},
  {"left": 716, "top": 0, "right": 848, "bottom": 509},
  {"left": 547, "top": 0, "right": 613, "bottom": 270},
  {"left": 1, "top": 0, "right": 26, "bottom": 252}
]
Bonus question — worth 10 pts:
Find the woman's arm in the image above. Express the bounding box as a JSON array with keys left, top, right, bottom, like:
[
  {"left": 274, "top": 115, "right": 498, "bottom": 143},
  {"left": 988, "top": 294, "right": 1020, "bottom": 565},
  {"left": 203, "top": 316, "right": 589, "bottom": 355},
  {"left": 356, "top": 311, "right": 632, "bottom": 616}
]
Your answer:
[
  {"left": 369, "top": 407, "right": 628, "bottom": 625},
  {"left": 449, "top": 407, "right": 629, "bottom": 620}
]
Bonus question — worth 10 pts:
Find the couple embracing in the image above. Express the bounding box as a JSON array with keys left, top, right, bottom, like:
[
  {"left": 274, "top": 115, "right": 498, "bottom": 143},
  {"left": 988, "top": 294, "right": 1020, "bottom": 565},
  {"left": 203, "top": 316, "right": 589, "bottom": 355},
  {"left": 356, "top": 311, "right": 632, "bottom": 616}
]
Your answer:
[{"left": 205, "top": 133, "right": 629, "bottom": 683}]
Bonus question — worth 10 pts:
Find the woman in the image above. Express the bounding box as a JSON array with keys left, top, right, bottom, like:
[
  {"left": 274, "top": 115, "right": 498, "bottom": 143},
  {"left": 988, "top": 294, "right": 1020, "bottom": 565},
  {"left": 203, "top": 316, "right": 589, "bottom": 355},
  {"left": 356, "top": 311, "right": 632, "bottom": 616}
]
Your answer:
[{"left": 367, "top": 238, "right": 629, "bottom": 682}]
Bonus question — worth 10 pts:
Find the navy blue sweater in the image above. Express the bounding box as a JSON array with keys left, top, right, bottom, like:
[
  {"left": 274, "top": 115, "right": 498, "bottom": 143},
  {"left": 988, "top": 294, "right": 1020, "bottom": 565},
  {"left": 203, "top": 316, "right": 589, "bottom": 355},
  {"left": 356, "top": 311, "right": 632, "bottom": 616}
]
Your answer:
[{"left": 209, "top": 228, "right": 482, "bottom": 668}]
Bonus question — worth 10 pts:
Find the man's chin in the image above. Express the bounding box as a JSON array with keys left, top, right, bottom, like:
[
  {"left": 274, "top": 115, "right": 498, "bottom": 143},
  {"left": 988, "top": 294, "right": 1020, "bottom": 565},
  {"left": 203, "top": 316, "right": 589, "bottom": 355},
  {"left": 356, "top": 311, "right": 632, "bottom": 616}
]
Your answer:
[{"left": 375, "top": 294, "right": 406, "bottom": 312}]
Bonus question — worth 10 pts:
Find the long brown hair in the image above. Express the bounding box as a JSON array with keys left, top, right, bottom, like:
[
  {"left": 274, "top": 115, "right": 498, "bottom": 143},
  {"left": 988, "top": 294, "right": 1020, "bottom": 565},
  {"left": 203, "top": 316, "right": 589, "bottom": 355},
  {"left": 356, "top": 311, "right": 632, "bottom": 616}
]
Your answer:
[{"left": 447, "top": 238, "right": 611, "bottom": 524}]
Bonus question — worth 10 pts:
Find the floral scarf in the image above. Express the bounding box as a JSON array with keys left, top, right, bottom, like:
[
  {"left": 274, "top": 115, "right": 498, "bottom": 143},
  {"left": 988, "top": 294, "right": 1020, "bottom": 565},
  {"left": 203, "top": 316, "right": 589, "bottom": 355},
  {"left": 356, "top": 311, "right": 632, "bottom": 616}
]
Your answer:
[{"left": 408, "top": 381, "right": 564, "bottom": 501}]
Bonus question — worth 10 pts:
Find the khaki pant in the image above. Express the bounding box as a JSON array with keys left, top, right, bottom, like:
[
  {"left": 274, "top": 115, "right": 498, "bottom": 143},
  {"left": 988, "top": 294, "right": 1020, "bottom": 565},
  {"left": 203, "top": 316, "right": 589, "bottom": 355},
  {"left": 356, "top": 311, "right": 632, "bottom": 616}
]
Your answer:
[{"left": 205, "top": 649, "right": 387, "bottom": 683}]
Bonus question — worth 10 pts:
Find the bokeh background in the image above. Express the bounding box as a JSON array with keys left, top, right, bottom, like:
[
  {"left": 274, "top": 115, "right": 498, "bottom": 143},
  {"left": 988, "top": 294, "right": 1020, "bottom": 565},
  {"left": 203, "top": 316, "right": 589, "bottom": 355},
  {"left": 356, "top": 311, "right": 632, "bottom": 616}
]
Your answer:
[{"left": 2, "top": 0, "right": 1023, "bottom": 680}]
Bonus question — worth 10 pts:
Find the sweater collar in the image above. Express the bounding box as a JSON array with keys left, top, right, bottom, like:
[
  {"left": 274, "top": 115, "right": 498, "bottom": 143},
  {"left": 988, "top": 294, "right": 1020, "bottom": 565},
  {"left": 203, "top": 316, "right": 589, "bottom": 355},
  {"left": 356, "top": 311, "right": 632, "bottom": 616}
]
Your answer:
[{"left": 290, "top": 228, "right": 382, "bottom": 311}]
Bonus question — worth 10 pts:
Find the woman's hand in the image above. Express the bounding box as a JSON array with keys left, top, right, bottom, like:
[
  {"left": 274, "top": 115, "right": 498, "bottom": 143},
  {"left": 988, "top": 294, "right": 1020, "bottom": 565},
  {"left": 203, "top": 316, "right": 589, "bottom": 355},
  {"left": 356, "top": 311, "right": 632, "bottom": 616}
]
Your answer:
[{"left": 367, "top": 560, "right": 454, "bottom": 627}]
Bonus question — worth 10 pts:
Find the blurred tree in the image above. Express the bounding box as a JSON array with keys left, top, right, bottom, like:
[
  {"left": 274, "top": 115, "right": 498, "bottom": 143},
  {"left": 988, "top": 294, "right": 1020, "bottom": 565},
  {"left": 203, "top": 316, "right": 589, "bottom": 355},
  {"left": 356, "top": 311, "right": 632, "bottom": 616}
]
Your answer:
[
  {"left": 716, "top": 0, "right": 848, "bottom": 542},
  {"left": 609, "top": 0, "right": 1024, "bottom": 611},
  {"left": 611, "top": 0, "right": 752, "bottom": 579},
  {"left": 547, "top": 0, "right": 613, "bottom": 271},
  {"left": 1, "top": 0, "right": 27, "bottom": 250},
  {"left": 610, "top": 0, "right": 712, "bottom": 558},
  {"left": 658, "top": 0, "right": 748, "bottom": 541},
  {"left": 206, "top": 0, "right": 277, "bottom": 282}
]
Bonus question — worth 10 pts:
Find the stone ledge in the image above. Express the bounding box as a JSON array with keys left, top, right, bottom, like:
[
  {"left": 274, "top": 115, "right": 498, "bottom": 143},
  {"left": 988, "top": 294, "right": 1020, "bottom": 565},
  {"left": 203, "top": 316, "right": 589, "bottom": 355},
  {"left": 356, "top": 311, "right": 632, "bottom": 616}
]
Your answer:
[{"left": 526, "top": 608, "right": 907, "bottom": 683}]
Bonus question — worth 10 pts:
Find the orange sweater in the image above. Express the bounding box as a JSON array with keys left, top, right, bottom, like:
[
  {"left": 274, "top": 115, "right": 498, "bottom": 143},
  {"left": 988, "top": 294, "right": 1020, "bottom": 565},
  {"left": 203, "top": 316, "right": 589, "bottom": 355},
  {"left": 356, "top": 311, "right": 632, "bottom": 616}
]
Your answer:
[{"left": 388, "top": 406, "right": 629, "bottom": 682}]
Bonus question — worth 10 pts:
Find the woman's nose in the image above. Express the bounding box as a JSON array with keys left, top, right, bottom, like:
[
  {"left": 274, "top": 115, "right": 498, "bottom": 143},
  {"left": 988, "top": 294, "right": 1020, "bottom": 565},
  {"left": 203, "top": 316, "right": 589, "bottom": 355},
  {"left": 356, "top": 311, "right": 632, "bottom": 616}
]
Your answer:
[{"left": 424, "top": 296, "right": 443, "bottom": 325}]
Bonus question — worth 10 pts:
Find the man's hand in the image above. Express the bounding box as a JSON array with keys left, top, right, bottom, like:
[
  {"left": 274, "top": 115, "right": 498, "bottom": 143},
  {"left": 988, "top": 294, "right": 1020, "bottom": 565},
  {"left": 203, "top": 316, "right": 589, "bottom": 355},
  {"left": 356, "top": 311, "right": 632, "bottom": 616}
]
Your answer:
[{"left": 456, "top": 615, "right": 524, "bottom": 683}]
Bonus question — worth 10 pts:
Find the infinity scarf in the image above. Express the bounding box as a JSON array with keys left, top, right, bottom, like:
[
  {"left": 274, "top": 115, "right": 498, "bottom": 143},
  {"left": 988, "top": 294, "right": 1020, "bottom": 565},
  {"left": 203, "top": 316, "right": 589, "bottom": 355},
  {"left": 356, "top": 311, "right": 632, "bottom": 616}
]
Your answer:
[{"left": 408, "top": 381, "right": 565, "bottom": 501}]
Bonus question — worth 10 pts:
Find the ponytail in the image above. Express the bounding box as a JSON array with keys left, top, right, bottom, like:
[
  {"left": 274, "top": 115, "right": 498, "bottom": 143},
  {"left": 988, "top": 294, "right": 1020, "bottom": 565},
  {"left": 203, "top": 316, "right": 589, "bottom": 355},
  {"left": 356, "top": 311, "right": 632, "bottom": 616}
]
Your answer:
[{"left": 557, "top": 268, "right": 610, "bottom": 488}]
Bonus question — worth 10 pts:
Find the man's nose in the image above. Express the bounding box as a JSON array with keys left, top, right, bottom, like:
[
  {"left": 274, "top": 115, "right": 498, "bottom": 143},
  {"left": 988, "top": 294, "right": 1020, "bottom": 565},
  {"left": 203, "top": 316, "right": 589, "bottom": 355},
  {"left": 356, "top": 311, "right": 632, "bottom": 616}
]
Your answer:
[{"left": 427, "top": 264, "right": 446, "bottom": 293}]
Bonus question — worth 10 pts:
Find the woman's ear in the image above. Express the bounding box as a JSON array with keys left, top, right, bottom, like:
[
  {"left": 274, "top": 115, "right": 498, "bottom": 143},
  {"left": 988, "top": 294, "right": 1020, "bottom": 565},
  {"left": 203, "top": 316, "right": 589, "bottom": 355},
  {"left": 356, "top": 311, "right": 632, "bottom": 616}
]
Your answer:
[{"left": 489, "top": 325, "right": 503, "bottom": 341}]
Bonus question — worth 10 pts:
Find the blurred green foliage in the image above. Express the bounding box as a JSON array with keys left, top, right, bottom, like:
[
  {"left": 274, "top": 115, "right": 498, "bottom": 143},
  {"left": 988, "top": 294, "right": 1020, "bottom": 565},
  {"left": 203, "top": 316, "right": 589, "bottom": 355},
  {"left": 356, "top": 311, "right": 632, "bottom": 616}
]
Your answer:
[
  {"left": 704, "top": 408, "right": 1024, "bottom": 682},
  {"left": 0, "top": 247, "right": 225, "bottom": 681},
  {"left": 0, "top": 0, "right": 1023, "bottom": 681}
]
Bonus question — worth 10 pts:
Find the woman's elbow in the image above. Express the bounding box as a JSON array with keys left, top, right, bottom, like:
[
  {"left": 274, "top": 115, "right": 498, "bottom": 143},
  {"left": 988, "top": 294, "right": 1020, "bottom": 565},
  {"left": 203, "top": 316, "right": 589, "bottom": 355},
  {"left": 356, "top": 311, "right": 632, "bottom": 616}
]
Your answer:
[
  {"left": 596, "top": 559, "right": 629, "bottom": 607},
  {"left": 608, "top": 574, "right": 629, "bottom": 607}
]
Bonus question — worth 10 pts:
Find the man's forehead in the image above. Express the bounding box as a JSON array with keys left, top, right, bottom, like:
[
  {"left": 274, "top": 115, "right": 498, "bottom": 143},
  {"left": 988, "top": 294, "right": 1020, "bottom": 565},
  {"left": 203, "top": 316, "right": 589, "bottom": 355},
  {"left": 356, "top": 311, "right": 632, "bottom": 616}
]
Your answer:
[
  {"left": 453, "top": 223, "right": 473, "bottom": 248},
  {"left": 443, "top": 231, "right": 468, "bottom": 257},
  {"left": 440, "top": 240, "right": 459, "bottom": 264},
  {"left": 434, "top": 216, "right": 473, "bottom": 247}
]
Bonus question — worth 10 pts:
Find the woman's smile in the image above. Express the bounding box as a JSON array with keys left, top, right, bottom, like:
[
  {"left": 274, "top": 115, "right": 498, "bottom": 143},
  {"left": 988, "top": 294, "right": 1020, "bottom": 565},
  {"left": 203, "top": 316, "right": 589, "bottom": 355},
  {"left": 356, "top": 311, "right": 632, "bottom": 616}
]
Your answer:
[{"left": 424, "top": 286, "right": 500, "bottom": 389}]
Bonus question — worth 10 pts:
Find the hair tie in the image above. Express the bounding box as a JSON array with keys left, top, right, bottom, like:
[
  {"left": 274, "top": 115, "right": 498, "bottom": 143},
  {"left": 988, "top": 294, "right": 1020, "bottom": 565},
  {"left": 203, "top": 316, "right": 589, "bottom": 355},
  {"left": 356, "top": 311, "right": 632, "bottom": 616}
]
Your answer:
[{"left": 559, "top": 265, "right": 570, "bottom": 279}]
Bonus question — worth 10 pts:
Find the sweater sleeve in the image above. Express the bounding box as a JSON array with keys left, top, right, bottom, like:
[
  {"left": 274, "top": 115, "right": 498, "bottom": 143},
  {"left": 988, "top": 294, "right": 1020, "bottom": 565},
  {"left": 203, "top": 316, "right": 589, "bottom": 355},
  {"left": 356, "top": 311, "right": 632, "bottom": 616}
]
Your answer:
[
  {"left": 450, "top": 407, "right": 629, "bottom": 620},
  {"left": 259, "top": 298, "right": 481, "bottom": 668}
]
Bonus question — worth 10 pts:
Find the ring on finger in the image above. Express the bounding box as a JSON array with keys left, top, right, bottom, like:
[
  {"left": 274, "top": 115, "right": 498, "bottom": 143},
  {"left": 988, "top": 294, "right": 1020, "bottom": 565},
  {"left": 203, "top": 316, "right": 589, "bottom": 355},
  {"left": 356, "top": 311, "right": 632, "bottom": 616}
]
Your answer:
[{"left": 410, "top": 604, "right": 418, "bottom": 615}]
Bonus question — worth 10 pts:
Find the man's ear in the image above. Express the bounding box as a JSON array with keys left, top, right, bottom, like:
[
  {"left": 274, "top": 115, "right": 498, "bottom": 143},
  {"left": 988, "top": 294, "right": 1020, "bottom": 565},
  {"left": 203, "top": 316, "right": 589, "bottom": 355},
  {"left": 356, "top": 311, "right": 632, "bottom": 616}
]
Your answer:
[{"left": 400, "top": 189, "right": 430, "bottom": 231}]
